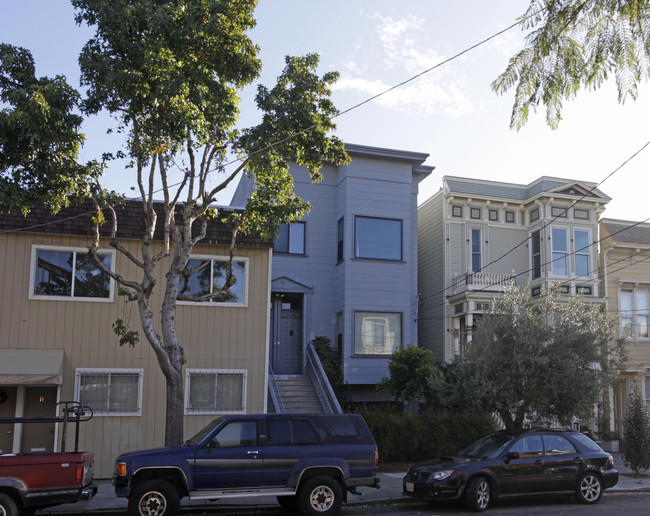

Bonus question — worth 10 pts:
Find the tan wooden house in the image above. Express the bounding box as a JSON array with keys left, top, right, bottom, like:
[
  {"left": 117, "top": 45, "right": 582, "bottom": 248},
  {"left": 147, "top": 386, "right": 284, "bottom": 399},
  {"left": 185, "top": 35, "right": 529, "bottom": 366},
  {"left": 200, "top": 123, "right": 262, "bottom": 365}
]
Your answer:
[
  {"left": 0, "top": 201, "right": 272, "bottom": 477},
  {"left": 600, "top": 218, "right": 650, "bottom": 434}
]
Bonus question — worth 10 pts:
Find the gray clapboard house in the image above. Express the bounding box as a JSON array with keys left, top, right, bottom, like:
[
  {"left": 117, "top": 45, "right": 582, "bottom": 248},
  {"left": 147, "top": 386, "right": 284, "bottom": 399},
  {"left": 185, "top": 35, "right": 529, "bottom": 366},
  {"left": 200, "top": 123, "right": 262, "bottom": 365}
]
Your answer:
[
  {"left": 232, "top": 143, "right": 433, "bottom": 406},
  {"left": 418, "top": 176, "right": 610, "bottom": 363}
]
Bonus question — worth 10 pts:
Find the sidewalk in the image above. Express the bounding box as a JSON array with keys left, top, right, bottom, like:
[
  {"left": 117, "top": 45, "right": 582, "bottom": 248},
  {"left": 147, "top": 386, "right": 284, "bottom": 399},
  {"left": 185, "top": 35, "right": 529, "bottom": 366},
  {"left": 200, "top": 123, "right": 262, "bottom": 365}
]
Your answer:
[{"left": 40, "top": 452, "right": 650, "bottom": 514}]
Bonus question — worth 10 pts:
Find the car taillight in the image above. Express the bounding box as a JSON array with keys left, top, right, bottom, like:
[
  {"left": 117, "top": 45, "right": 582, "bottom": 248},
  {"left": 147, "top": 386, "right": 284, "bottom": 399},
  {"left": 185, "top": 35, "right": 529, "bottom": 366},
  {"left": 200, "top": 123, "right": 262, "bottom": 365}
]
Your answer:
[
  {"left": 608, "top": 455, "right": 614, "bottom": 468},
  {"left": 375, "top": 450, "right": 379, "bottom": 467},
  {"left": 75, "top": 464, "right": 83, "bottom": 485}
]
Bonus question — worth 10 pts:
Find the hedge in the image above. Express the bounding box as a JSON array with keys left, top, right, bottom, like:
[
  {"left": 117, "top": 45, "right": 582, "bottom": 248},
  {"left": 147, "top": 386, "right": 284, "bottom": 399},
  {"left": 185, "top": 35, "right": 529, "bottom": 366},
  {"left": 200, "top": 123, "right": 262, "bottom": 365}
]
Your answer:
[{"left": 359, "top": 411, "right": 497, "bottom": 463}]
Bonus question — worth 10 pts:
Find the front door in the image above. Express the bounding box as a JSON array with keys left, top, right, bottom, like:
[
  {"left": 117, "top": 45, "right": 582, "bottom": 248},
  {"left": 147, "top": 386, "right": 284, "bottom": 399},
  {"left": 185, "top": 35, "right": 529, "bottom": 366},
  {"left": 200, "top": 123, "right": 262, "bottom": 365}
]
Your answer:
[
  {"left": 270, "top": 294, "right": 303, "bottom": 375},
  {"left": 0, "top": 387, "right": 17, "bottom": 454},
  {"left": 21, "top": 386, "right": 57, "bottom": 453}
]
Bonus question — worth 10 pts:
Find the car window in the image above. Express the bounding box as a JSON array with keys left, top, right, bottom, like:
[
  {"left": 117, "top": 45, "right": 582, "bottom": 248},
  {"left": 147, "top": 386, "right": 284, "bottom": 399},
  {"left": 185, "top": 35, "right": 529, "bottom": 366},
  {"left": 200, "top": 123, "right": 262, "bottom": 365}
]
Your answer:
[
  {"left": 509, "top": 435, "right": 544, "bottom": 457},
  {"left": 542, "top": 434, "right": 576, "bottom": 455},
  {"left": 212, "top": 421, "right": 257, "bottom": 448},
  {"left": 268, "top": 419, "right": 320, "bottom": 444},
  {"left": 459, "top": 433, "right": 515, "bottom": 459},
  {"left": 571, "top": 433, "right": 603, "bottom": 452}
]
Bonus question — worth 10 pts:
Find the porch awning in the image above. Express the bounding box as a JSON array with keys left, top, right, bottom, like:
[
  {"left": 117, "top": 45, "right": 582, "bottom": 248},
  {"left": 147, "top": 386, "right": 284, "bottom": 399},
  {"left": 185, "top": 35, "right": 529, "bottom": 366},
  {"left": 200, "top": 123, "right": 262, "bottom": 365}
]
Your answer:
[{"left": 0, "top": 349, "right": 64, "bottom": 385}]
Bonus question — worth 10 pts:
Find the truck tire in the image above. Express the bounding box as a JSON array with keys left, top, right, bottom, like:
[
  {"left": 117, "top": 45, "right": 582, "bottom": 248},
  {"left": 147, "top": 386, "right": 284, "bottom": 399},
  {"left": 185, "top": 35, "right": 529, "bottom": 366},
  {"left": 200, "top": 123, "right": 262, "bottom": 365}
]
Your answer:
[
  {"left": 297, "top": 476, "right": 342, "bottom": 516},
  {"left": 0, "top": 493, "right": 18, "bottom": 516},
  {"left": 128, "top": 479, "right": 180, "bottom": 516}
]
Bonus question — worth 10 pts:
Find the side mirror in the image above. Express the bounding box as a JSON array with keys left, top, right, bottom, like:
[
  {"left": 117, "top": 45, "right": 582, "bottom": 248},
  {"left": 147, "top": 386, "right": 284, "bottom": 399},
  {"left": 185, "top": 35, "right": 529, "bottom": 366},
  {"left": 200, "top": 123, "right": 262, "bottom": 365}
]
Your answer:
[{"left": 506, "top": 451, "right": 519, "bottom": 461}]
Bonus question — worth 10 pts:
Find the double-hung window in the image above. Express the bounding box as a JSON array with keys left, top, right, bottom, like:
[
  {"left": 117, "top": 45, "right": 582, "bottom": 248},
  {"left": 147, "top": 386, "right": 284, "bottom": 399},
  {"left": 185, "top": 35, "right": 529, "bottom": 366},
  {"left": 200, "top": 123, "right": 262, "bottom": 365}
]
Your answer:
[
  {"left": 619, "top": 289, "right": 648, "bottom": 338},
  {"left": 354, "top": 216, "right": 402, "bottom": 261},
  {"left": 531, "top": 230, "right": 541, "bottom": 280},
  {"left": 75, "top": 369, "right": 142, "bottom": 416},
  {"left": 178, "top": 256, "right": 247, "bottom": 305},
  {"left": 471, "top": 229, "right": 481, "bottom": 272},
  {"left": 551, "top": 228, "right": 568, "bottom": 276},
  {"left": 574, "top": 229, "right": 591, "bottom": 278},
  {"left": 274, "top": 222, "right": 306, "bottom": 255},
  {"left": 30, "top": 245, "right": 114, "bottom": 301},
  {"left": 185, "top": 369, "right": 246, "bottom": 414},
  {"left": 354, "top": 311, "right": 401, "bottom": 355}
]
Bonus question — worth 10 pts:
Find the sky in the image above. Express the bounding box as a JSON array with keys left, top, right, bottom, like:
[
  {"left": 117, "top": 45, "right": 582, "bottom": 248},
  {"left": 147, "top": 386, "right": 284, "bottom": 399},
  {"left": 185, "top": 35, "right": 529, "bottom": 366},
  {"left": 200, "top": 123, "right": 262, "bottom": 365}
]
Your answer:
[{"left": 2, "top": 0, "right": 650, "bottom": 222}]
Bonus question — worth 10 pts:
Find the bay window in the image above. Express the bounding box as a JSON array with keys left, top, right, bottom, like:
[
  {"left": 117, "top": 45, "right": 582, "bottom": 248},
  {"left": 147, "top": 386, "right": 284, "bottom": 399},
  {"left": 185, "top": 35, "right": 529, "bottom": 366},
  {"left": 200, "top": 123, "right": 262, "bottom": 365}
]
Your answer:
[{"left": 354, "top": 216, "right": 402, "bottom": 261}]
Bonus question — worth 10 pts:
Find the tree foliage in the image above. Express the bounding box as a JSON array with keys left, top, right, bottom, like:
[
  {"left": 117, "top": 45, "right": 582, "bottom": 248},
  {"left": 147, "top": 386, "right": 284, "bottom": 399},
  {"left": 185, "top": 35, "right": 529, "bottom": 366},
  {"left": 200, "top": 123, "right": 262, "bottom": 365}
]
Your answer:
[
  {"left": 377, "top": 344, "right": 444, "bottom": 413},
  {"left": 1, "top": 0, "right": 349, "bottom": 446},
  {"left": 493, "top": 0, "right": 650, "bottom": 129},
  {"left": 458, "top": 284, "right": 627, "bottom": 429},
  {"left": 0, "top": 43, "right": 103, "bottom": 213},
  {"left": 622, "top": 386, "right": 650, "bottom": 476}
]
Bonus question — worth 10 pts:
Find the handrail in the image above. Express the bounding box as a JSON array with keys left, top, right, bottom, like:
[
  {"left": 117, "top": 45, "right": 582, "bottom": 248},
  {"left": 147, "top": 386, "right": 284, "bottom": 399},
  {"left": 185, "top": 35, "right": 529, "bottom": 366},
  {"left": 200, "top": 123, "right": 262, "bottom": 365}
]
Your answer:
[
  {"left": 306, "top": 343, "right": 343, "bottom": 414},
  {"left": 267, "top": 365, "right": 285, "bottom": 414}
]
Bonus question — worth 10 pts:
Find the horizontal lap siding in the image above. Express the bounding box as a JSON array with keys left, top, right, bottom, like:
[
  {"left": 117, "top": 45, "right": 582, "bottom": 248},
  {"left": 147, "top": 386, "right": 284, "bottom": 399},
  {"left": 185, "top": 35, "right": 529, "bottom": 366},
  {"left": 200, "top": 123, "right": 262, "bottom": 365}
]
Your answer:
[{"left": 0, "top": 232, "right": 270, "bottom": 478}]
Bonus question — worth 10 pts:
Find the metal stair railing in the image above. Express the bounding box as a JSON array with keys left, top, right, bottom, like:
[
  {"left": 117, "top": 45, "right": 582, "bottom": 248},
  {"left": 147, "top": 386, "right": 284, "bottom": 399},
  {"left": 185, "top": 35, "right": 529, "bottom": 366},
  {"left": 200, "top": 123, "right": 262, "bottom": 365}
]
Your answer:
[
  {"left": 306, "top": 343, "right": 343, "bottom": 414},
  {"left": 267, "top": 365, "right": 285, "bottom": 414}
]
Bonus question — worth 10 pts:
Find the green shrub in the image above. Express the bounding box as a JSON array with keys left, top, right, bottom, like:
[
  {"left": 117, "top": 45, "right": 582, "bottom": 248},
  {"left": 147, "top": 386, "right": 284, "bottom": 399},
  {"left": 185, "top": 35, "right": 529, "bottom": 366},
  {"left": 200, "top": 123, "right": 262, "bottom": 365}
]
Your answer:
[
  {"left": 622, "top": 387, "right": 650, "bottom": 476},
  {"left": 359, "top": 410, "right": 497, "bottom": 462}
]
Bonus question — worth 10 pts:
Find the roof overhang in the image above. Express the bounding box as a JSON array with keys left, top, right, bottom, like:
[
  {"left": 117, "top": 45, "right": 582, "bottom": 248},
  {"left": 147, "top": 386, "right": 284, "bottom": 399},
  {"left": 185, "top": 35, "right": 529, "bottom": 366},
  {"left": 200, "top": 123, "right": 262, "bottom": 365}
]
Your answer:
[{"left": 0, "top": 349, "right": 64, "bottom": 385}]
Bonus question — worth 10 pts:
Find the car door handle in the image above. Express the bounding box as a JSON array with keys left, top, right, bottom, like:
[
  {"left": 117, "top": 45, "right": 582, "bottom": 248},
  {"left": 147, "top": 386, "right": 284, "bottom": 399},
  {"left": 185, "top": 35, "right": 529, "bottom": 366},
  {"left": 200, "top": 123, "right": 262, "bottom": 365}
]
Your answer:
[{"left": 247, "top": 450, "right": 259, "bottom": 456}]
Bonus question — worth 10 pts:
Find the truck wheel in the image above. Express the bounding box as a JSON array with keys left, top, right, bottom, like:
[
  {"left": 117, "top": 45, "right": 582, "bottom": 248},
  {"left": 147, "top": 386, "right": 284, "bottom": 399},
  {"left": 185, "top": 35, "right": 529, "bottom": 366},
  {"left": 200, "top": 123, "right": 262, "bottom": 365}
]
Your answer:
[
  {"left": 128, "top": 479, "right": 180, "bottom": 516},
  {"left": 0, "top": 493, "right": 18, "bottom": 516},
  {"left": 297, "top": 476, "right": 342, "bottom": 516}
]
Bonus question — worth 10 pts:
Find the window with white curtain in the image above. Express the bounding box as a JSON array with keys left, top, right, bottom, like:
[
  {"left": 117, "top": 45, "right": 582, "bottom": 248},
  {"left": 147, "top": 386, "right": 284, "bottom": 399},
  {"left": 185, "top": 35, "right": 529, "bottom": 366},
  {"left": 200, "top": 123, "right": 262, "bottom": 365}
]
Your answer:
[
  {"left": 354, "top": 312, "right": 401, "bottom": 355},
  {"left": 185, "top": 369, "right": 246, "bottom": 414},
  {"left": 620, "top": 289, "right": 649, "bottom": 338}
]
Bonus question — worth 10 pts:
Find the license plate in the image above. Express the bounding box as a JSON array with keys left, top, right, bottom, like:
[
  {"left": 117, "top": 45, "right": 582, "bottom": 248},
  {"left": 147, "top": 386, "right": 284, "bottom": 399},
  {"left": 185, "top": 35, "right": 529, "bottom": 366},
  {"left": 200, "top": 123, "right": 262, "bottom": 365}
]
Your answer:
[{"left": 406, "top": 482, "right": 414, "bottom": 492}]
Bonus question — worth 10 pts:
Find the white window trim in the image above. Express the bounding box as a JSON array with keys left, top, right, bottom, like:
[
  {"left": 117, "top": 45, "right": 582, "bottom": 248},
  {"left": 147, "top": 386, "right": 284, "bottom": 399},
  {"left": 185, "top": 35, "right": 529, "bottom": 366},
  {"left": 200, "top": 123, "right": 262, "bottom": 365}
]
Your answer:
[
  {"left": 74, "top": 368, "right": 143, "bottom": 417},
  {"left": 620, "top": 287, "right": 650, "bottom": 340},
  {"left": 176, "top": 254, "right": 249, "bottom": 307},
  {"left": 573, "top": 228, "right": 592, "bottom": 279},
  {"left": 353, "top": 310, "right": 403, "bottom": 356},
  {"left": 184, "top": 368, "right": 247, "bottom": 415},
  {"left": 469, "top": 227, "right": 483, "bottom": 273},
  {"left": 551, "top": 226, "right": 569, "bottom": 278},
  {"left": 29, "top": 244, "right": 115, "bottom": 302}
]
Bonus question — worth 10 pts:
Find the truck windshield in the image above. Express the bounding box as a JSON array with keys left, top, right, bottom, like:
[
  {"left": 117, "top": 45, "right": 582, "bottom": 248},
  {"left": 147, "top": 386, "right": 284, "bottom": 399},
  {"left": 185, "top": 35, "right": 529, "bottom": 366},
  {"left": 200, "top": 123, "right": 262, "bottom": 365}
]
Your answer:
[{"left": 185, "top": 418, "right": 224, "bottom": 445}]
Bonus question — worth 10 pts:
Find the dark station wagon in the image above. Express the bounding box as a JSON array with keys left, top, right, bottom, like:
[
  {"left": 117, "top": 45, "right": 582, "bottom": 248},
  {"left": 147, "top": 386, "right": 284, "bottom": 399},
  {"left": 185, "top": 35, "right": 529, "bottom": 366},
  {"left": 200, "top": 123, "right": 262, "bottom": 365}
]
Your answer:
[{"left": 403, "top": 428, "right": 618, "bottom": 511}]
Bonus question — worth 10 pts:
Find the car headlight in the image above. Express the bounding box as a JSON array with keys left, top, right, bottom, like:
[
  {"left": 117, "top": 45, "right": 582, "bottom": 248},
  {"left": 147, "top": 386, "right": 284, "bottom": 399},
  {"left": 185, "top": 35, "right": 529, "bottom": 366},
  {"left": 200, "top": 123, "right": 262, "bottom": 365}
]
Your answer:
[{"left": 431, "top": 469, "right": 454, "bottom": 481}]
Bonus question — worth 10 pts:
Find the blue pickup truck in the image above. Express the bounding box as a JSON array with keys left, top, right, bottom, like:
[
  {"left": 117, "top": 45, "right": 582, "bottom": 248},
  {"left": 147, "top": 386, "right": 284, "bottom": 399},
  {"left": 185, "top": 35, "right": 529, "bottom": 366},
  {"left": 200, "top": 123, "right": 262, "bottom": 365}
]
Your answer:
[{"left": 113, "top": 413, "right": 380, "bottom": 516}]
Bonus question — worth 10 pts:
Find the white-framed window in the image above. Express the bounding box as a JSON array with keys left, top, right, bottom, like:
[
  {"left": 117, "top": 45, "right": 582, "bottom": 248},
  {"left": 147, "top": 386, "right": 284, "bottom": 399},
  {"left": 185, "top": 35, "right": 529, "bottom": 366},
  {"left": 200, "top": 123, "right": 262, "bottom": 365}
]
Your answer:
[
  {"left": 531, "top": 229, "right": 541, "bottom": 280},
  {"left": 574, "top": 208, "right": 589, "bottom": 220},
  {"left": 470, "top": 207, "right": 481, "bottom": 220},
  {"left": 75, "top": 369, "right": 143, "bottom": 416},
  {"left": 471, "top": 228, "right": 482, "bottom": 272},
  {"left": 30, "top": 245, "right": 115, "bottom": 302},
  {"left": 530, "top": 208, "right": 540, "bottom": 222},
  {"left": 505, "top": 211, "right": 515, "bottom": 223},
  {"left": 354, "top": 311, "right": 402, "bottom": 355},
  {"left": 551, "top": 227, "right": 568, "bottom": 276},
  {"left": 551, "top": 206, "right": 568, "bottom": 218},
  {"left": 645, "top": 376, "right": 650, "bottom": 412},
  {"left": 488, "top": 209, "right": 498, "bottom": 221},
  {"left": 274, "top": 222, "right": 306, "bottom": 255},
  {"left": 354, "top": 216, "right": 402, "bottom": 261},
  {"left": 452, "top": 205, "right": 463, "bottom": 218},
  {"left": 185, "top": 369, "right": 247, "bottom": 414},
  {"left": 620, "top": 289, "right": 649, "bottom": 339},
  {"left": 177, "top": 255, "right": 248, "bottom": 306},
  {"left": 574, "top": 229, "right": 591, "bottom": 278}
]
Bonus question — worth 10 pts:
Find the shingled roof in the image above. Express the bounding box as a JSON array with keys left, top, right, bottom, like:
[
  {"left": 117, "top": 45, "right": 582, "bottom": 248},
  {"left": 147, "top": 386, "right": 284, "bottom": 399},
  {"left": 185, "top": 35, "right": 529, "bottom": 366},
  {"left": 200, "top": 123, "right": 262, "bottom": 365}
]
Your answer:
[{"left": 0, "top": 199, "right": 271, "bottom": 248}]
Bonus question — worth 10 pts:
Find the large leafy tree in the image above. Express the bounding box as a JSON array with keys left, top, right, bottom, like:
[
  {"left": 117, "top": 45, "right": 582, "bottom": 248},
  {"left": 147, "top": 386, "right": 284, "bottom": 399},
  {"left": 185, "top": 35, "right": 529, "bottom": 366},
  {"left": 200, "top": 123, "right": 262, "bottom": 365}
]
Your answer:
[
  {"left": 459, "top": 285, "right": 626, "bottom": 429},
  {"left": 493, "top": 0, "right": 650, "bottom": 129},
  {"left": 1, "top": 0, "right": 348, "bottom": 446}
]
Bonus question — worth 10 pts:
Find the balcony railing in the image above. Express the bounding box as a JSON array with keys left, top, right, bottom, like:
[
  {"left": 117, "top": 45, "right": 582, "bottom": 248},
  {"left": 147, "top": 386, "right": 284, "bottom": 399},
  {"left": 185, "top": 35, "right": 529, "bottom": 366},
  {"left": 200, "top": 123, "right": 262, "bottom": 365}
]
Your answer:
[{"left": 449, "top": 270, "right": 515, "bottom": 295}]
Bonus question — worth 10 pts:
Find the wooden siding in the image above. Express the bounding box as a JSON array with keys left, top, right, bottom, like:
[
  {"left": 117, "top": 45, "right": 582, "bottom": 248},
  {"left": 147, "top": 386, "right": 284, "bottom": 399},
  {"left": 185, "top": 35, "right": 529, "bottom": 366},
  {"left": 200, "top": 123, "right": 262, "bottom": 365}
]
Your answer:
[{"left": 0, "top": 230, "right": 271, "bottom": 478}]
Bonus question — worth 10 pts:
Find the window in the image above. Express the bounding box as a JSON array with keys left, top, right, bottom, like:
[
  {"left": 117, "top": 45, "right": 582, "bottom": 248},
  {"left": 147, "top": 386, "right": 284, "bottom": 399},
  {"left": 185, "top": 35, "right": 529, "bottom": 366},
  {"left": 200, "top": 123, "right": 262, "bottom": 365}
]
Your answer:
[
  {"left": 354, "top": 216, "right": 402, "bottom": 261},
  {"left": 336, "top": 312, "right": 343, "bottom": 355},
  {"left": 619, "top": 289, "right": 649, "bottom": 339},
  {"left": 354, "top": 312, "right": 401, "bottom": 355},
  {"left": 337, "top": 217, "right": 344, "bottom": 262},
  {"left": 645, "top": 376, "right": 650, "bottom": 412},
  {"left": 530, "top": 208, "right": 539, "bottom": 222},
  {"left": 268, "top": 419, "right": 320, "bottom": 444},
  {"left": 274, "top": 222, "right": 305, "bottom": 254},
  {"left": 30, "top": 246, "right": 114, "bottom": 301},
  {"left": 551, "top": 206, "right": 568, "bottom": 218},
  {"left": 620, "top": 291, "right": 634, "bottom": 336},
  {"left": 471, "top": 228, "right": 481, "bottom": 272},
  {"left": 639, "top": 291, "right": 649, "bottom": 338},
  {"left": 531, "top": 230, "right": 541, "bottom": 279},
  {"left": 75, "top": 369, "right": 142, "bottom": 416},
  {"left": 470, "top": 207, "right": 481, "bottom": 219},
  {"left": 178, "top": 256, "right": 247, "bottom": 305},
  {"left": 552, "top": 228, "right": 568, "bottom": 276},
  {"left": 505, "top": 211, "right": 515, "bottom": 223},
  {"left": 574, "top": 229, "right": 591, "bottom": 278},
  {"left": 452, "top": 205, "right": 463, "bottom": 217},
  {"left": 488, "top": 209, "right": 498, "bottom": 221},
  {"left": 574, "top": 208, "right": 589, "bottom": 220},
  {"left": 185, "top": 369, "right": 246, "bottom": 414},
  {"left": 542, "top": 435, "right": 576, "bottom": 455},
  {"left": 211, "top": 421, "right": 257, "bottom": 448}
]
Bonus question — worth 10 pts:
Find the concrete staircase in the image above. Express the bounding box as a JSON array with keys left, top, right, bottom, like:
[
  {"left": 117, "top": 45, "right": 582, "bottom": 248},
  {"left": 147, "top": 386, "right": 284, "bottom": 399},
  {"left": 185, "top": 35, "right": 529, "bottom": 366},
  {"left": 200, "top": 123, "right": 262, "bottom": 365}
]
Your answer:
[{"left": 274, "top": 375, "right": 324, "bottom": 413}]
